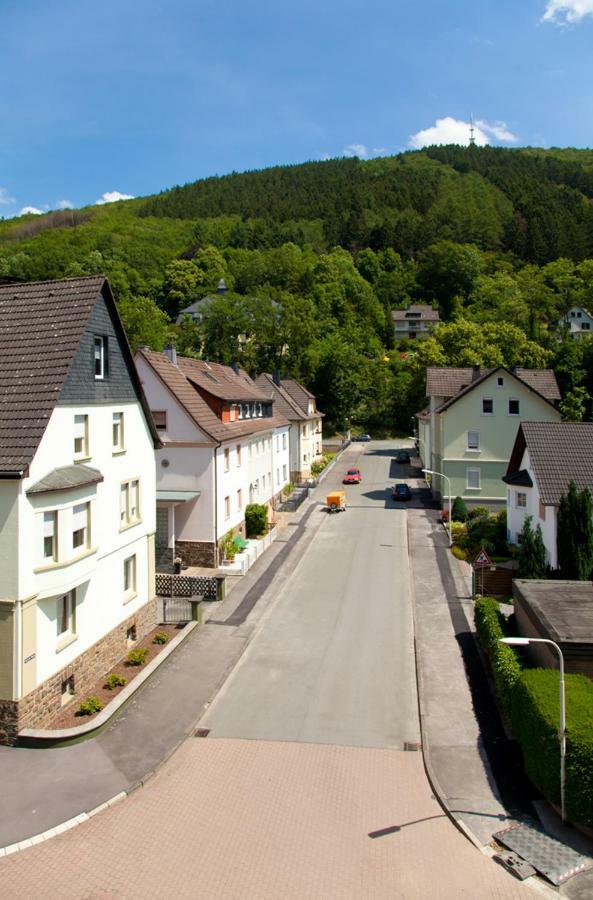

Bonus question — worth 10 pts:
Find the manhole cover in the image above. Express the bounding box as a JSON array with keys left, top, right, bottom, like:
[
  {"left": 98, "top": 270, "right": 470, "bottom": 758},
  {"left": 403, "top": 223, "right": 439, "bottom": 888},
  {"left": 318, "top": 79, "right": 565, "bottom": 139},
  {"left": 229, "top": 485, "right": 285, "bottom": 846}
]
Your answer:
[{"left": 494, "top": 822, "right": 591, "bottom": 885}]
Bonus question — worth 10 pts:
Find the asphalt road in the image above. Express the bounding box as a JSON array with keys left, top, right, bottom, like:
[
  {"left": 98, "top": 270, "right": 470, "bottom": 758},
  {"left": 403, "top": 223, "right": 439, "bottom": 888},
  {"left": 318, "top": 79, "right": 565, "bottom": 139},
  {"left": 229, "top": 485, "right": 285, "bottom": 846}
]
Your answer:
[{"left": 201, "top": 440, "right": 421, "bottom": 749}]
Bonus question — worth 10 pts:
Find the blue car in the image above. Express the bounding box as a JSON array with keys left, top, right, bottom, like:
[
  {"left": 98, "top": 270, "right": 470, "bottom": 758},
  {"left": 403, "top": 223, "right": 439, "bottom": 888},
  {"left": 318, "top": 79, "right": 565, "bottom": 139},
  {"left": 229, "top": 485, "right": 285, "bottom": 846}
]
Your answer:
[{"left": 392, "top": 483, "right": 412, "bottom": 501}]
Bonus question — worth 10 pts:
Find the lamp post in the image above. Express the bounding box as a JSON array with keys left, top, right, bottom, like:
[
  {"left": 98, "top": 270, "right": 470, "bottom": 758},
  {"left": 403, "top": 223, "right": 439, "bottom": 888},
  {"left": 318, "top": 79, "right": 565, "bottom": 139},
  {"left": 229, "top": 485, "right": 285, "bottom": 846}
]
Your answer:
[
  {"left": 500, "top": 636, "right": 567, "bottom": 823},
  {"left": 422, "top": 467, "right": 452, "bottom": 546}
]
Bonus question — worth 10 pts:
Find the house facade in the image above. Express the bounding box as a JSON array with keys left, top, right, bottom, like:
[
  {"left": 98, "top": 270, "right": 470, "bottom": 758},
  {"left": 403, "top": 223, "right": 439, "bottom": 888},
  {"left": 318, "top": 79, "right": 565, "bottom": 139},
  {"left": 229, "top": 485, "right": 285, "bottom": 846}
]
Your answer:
[
  {"left": 392, "top": 304, "right": 439, "bottom": 342},
  {"left": 504, "top": 421, "right": 593, "bottom": 569},
  {"left": 559, "top": 306, "right": 593, "bottom": 340},
  {"left": 254, "top": 373, "right": 324, "bottom": 482},
  {"left": 418, "top": 366, "right": 561, "bottom": 510},
  {"left": 135, "top": 350, "right": 290, "bottom": 569},
  {"left": 0, "top": 277, "right": 159, "bottom": 743}
]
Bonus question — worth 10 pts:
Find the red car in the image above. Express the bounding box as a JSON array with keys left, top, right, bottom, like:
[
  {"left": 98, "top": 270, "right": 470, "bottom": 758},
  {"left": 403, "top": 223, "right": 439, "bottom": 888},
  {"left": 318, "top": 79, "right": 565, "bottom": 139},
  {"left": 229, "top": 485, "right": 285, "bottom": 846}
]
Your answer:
[{"left": 343, "top": 468, "right": 362, "bottom": 484}]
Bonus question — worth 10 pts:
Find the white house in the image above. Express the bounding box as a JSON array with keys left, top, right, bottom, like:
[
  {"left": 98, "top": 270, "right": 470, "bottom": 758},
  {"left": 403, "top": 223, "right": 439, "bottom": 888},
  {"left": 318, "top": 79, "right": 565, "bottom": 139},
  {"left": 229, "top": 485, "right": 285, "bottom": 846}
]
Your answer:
[
  {"left": 559, "top": 306, "right": 593, "bottom": 340},
  {"left": 503, "top": 421, "right": 593, "bottom": 569},
  {"left": 392, "top": 304, "right": 440, "bottom": 342},
  {"left": 254, "top": 373, "right": 324, "bottom": 482},
  {"left": 135, "top": 349, "right": 290, "bottom": 569},
  {"left": 0, "top": 276, "right": 159, "bottom": 743}
]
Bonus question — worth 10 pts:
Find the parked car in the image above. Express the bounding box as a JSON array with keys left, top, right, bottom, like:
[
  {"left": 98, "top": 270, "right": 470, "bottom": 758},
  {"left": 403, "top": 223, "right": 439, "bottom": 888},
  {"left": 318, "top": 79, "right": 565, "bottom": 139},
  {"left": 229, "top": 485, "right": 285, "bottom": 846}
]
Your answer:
[
  {"left": 352, "top": 433, "right": 371, "bottom": 442},
  {"left": 396, "top": 450, "right": 410, "bottom": 464},
  {"left": 343, "top": 468, "right": 362, "bottom": 484},
  {"left": 392, "top": 483, "right": 412, "bottom": 501}
]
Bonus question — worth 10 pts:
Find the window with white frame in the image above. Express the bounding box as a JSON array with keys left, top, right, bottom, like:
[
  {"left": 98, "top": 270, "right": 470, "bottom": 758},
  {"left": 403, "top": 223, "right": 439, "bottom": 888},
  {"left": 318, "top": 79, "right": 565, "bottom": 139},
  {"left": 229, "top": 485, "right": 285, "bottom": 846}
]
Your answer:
[
  {"left": 123, "top": 554, "right": 137, "bottom": 595},
  {"left": 112, "top": 412, "right": 124, "bottom": 451},
  {"left": 74, "top": 414, "right": 89, "bottom": 458},
  {"left": 282, "top": 433, "right": 286, "bottom": 450},
  {"left": 466, "top": 468, "right": 481, "bottom": 490},
  {"left": 282, "top": 463, "right": 287, "bottom": 481},
  {"left": 276, "top": 435, "right": 279, "bottom": 452},
  {"left": 482, "top": 397, "right": 494, "bottom": 415},
  {"left": 467, "top": 431, "right": 480, "bottom": 451},
  {"left": 516, "top": 492, "right": 527, "bottom": 509},
  {"left": 237, "top": 488, "right": 242, "bottom": 510},
  {"left": 224, "top": 495, "right": 230, "bottom": 519},
  {"left": 276, "top": 467, "right": 280, "bottom": 485},
  {"left": 120, "top": 479, "right": 140, "bottom": 527},
  {"left": 72, "top": 502, "right": 90, "bottom": 550},
  {"left": 236, "top": 444, "right": 241, "bottom": 466},
  {"left": 262, "top": 473, "right": 266, "bottom": 491},
  {"left": 497, "top": 376, "right": 504, "bottom": 387},
  {"left": 152, "top": 410, "right": 167, "bottom": 430},
  {"left": 508, "top": 398, "right": 520, "bottom": 416},
  {"left": 43, "top": 511, "right": 58, "bottom": 561},
  {"left": 224, "top": 447, "right": 230, "bottom": 472},
  {"left": 57, "top": 590, "right": 76, "bottom": 638},
  {"left": 94, "top": 336, "right": 106, "bottom": 379}
]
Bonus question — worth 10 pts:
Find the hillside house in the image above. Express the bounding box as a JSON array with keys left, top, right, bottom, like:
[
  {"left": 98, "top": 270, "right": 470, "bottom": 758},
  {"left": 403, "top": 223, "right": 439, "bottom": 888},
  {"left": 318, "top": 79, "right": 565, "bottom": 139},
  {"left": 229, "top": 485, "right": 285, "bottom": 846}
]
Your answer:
[{"left": 392, "top": 304, "right": 439, "bottom": 342}]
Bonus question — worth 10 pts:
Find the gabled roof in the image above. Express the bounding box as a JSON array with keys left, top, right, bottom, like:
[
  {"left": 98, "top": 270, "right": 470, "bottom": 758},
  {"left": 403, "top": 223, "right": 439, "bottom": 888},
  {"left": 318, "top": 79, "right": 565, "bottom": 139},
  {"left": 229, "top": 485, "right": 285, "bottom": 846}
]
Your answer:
[
  {"left": 506, "top": 422, "right": 593, "bottom": 506},
  {"left": 392, "top": 305, "right": 439, "bottom": 322},
  {"left": 427, "top": 366, "right": 560, "bottom": 414},
  {"left": 178, "top": 357, "right": 270, "bottom": 403},
  {"left": 136, "top": 351, "right": 289, "bottom": 443},
  {"left": 254, "top": 374, "right": 324, "bottom": 421},
  {"left": 0, "top": 276, "right": 159, "bottom": 477}
]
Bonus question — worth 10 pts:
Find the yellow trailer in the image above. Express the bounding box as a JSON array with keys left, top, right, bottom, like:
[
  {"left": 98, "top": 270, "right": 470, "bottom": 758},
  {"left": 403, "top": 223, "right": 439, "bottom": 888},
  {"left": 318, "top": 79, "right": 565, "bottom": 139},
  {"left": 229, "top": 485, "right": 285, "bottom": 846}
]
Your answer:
[{"left": 326, "top": 491, "right": 347, "bottom": 513}]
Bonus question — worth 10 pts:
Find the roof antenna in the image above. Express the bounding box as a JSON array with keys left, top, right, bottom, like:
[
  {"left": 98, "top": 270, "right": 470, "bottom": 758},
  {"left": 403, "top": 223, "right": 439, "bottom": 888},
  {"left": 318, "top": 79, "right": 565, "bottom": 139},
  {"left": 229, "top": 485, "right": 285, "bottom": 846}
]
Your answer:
[{"left": 469, "top": 113, "right": 476, "bottom": 147}]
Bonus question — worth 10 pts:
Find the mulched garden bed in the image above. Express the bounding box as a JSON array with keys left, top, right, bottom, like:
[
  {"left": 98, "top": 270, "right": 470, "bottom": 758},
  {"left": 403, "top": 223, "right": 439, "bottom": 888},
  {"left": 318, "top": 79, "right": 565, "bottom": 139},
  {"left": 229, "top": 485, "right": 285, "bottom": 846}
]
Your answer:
[{"left": 50, "top": 623, "right": 185, "bottom": 729}]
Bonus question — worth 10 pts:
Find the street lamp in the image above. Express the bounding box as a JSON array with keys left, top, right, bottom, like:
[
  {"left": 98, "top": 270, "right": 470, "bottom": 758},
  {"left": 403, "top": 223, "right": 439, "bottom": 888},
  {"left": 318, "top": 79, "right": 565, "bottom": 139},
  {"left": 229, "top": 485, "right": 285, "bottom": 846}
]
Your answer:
[
  {"left": 500, "top": 636, "right": 567, "bottom": 823},
  {"left": 422, "top": 467, "right": 452, "bottom": 546}
]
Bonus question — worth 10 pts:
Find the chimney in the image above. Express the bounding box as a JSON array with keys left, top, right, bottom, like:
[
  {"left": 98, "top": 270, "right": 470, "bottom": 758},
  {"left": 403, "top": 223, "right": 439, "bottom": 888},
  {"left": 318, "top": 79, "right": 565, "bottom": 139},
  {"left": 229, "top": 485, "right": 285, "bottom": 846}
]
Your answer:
[
  {"left": 164, "top": 344, "right": 178, "bottom": 367},
  {"left": 273, "top": 368, "right": 281, "bottom": 387},
  {"left": 472, "top": 365, "right": 481, "bottom": 381},
  {"left": 217, "top": 278, "right": 227, "bottom": 295},
  {"left": 231, "top": 360, "right": 239, "bottom": 375}
]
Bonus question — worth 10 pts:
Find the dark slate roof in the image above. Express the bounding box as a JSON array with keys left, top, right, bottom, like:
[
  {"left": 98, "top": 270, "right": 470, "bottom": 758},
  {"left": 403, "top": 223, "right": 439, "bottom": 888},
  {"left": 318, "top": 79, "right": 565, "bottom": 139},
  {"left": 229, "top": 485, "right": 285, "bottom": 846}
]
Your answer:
[
  {"left": 253, "top": 374, "right": 322, "bottom": 422},
  {"left": 392, "top": 304, "right": 440, "bottom": 322},
  {"left": 281, "top": 378, "right": 318, "bottom": 416},
  {"left": 0, "top": 276, "right": 106, "bottom": 476},
  {"left": 513, "top": 580, "right": 593, "bottom": 645},
  {"left": 426, "top": 366, "right": 560, "bottom": 404},
  {"left": 502, "top": 469, "right": 533, "bottom": 488},
  {"left": 26, "top": 464, "right": 104, "bottom": 495},
  {"left": 0, "top": 276, "right": 160, "bottom": 477},
  {"left": 137, "top": 351, "right": 289, "bottom": 442},
  {"left": 507, "top": 422, "right": 593, "bottom": 505}
]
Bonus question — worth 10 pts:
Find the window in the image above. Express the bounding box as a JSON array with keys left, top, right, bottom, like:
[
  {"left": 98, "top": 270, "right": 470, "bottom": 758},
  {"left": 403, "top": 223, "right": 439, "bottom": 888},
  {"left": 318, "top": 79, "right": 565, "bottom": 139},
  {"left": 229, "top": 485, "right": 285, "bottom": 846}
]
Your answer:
[
  {"left": 237, "top": 405, "right": 243, "bottom": 420},
  {"left": 236, "top": 444, "right": 241, "bottom": 466},
  {"left": 467, "top": 431, "right": 480, "bottom": 451},
  {"left": 224, "top": 496, "right": 230, "bottom": 519},
  {"left": 123, "top": 555, "right": 137, "bottom": 595},
  {"left": 152, "top": 410, "right": 167, "bottom": 430},
  {"left": 497, "top": 377, "right": 504, "bottom": 387},
  {"left": 224, "top": 448, "right": 230, "bottom": 472},
  {"left": 74, "top": 414, "right": 88, "bottom": 458},
  {"left": 43, "top": 511, "right": 58, "bottom": 560},
  {"left": 57, "top": 590, "right": 76, "bottom": 638},
  {"left": 466, "top": 468, "right": 481, "bottom": 490},
  {"left": 127, "top": 625, "right": 137, "bottom": 646},
  {"left": 577, "top": 311, "right": 582, "bottom": 318},
  {"left": 508, "top": 398, "right": 520, "bottom": 416},
  {"left": 61, "top": 675, "right": 75, "bottom": 706},
  {"left": 94, "top": 336, "right": 106, "bottom": 379},
  {"left": 276, "top": 435, "right": 279, "bottom": 452},
  {"left": 583, "top": 323, "right": 591, "bottom": 331},
  {"left": 277, "top": 467, "right": 280, "bottom": 485},
  {"left": 256, "top": 403, "right": 262, "bottom": 417},
  {"left": 571, "top": 310, "right": 576, "bottom": 318},
  {"left": 539, "top": 500, "right": 546, "bottom": 521},
  {"left": 283, "top": 463, "right": 287, "bottom": 481},
  {"left": 262, "top": 474, "right": 266, "bottom": 491},
  {"left": 112, "top": 412, "right": 124, "bottom": 451},
  {"left": 482, "top": 397, "right": 494, "bottom": 415},
  {"left": 516, "top": 492, "right": 527, "bottom": 509},
  {"left": 248, "top": 441, "right": 252, "bottom": 458},
  {"left": 282, "top": 433, "right": 286, "bottom": 450},
  {"left": 72, "top": 502, "right": 90, "bottom": 550},
  {"left": 237, "top": 488, "right": 242, "bottom": 510},
  {"left": 120, "top": 479, "right": 140, "bottom": 527}
]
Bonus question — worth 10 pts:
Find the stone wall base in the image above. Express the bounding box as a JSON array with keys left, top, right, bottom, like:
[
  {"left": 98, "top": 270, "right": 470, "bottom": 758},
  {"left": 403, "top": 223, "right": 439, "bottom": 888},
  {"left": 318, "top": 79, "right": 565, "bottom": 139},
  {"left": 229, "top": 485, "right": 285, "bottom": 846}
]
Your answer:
[
  {"left": 176, "top": 539, "right": 217, "bottom": 568},
  {"left": 0, "top": 597, "right": 157, "bottom": 745}
]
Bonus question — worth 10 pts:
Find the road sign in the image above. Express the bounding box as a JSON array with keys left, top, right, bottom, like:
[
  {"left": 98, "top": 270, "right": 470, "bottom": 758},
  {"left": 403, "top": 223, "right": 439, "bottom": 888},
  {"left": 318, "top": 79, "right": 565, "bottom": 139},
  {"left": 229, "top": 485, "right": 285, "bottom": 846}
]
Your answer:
[{"left": 472, "top": 548, "right": 492, "bottom": 569}]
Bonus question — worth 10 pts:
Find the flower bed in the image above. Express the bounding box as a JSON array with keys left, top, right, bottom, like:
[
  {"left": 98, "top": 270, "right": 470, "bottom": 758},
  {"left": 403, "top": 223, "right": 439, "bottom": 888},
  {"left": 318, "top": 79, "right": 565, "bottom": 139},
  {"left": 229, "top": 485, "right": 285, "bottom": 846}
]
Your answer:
[{"left": 50, "top": 624, "right": 182, "bottom": 729}]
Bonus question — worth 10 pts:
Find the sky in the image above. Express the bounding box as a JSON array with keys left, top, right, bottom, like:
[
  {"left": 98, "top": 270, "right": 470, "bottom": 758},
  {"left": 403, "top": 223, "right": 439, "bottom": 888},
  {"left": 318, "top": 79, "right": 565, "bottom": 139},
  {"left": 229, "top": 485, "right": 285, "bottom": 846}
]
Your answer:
[{"left": 1, "top": 0, "right": 593, "bottom": 218}]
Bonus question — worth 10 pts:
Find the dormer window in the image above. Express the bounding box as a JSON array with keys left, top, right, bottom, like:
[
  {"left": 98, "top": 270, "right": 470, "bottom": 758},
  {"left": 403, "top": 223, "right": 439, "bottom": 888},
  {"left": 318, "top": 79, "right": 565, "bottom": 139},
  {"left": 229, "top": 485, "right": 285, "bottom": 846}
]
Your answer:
[
  {"left": 243, "top": 404, "right": 250, "bottom": 419},
  {"left": 256, "top": 402, "right": 262, "bottom": 417},
  {"left": 94, "top": 336, "right": 106, "bottom": 380}
]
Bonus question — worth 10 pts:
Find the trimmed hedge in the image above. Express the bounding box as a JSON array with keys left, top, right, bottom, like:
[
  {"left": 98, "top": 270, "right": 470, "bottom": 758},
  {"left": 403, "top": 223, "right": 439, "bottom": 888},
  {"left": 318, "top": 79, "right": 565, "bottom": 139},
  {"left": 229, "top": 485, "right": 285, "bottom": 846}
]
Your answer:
[
  {"left": 474, "top": 595, "right": 593, "bottom": 826},
  {"left": 245, "top": 503, "right": 268, "bottom": 538}
]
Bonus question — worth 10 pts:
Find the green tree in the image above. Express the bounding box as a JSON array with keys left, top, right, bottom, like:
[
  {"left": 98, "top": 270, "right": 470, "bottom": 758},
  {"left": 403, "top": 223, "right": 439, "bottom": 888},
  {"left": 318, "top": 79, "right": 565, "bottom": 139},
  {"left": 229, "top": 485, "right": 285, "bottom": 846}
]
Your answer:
[
  {"left": 560, "top": 386, "right": 590, "bottom": 422},
  {"left": 417, "top": 241, "right": 484, "bottom": 319},
  {"left": 451, "top": 496, "right": 468, "bottom": 523},
  {"left": 117, "top": 295, "right": 172, "bottom": 351},
  {"left": 557, "top": 482, "right": 593, "bottom": 579},
  {"left": 518, "top": 516, "right": 547, "bottom": 578}
]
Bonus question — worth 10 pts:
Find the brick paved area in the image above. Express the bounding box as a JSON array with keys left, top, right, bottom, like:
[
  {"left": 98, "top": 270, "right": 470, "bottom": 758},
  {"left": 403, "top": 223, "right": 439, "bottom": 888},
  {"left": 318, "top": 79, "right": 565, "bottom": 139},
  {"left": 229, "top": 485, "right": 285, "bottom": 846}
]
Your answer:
[{"left": 0, "top": 739, "right": 528, "bottom": 899}]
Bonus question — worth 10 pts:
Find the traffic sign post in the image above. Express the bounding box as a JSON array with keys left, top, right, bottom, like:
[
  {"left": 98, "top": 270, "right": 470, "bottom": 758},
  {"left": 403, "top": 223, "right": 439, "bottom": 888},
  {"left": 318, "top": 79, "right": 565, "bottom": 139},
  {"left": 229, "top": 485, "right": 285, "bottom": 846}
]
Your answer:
[{"left": 472, "top": 547, "right": 492, "bottom": 596}]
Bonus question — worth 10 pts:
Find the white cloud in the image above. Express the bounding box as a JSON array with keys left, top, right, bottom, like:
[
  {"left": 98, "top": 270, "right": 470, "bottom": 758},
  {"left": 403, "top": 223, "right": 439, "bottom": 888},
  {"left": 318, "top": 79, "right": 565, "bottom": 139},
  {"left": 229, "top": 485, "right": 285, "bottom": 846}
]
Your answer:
[
  {"left": 56, "top": 199, "right": 73, "bottom": 210},
  {"left": 343, "top": 143, "right": 369, "bottom": 158},
  {"left": 409, "top": 116, "right": 518, "bottom": 149},
  {"left": 95, "top": 190, "right": 135, "bottom": 205},
  {"left": 0, "top": 187, "right": 15, "bottom": 206},
  {"left": 19, "top": 206, "right": 43, "bottom": 216},
  {"left": 542, "top": 1, "right": 593, "bottom": 24}
]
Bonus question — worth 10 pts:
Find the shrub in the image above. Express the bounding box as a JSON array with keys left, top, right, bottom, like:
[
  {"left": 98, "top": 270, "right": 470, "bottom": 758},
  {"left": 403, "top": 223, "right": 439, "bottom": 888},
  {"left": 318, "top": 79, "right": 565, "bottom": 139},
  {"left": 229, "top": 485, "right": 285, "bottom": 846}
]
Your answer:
[
  {"left": 450, "top": 521, "right": 468, "bottom": 546},
  {"left": 153, "top": 632, "right": 169, "bottom": 645},
  {"left": 245, "top": 503, "right": 268, "bottom": 538},
  {"left": 283, "top": 482, "right": 294, "bottom": 496},
  {"left": 451, "top": 496, "right": 468, "bottom": 522},
  {"left": 474, "top": 596, "right": 522, "bottom": 713},
  {"left": 105, "top": 673, "right": 126, "bottom": 690},
  {"left": 220, "top": 531, "right": 236, "bottom": 561},
  {"left": 468, "top": 506, "right": 490, "bottom": 520},
  {"left": 441, "top": 509, "right": 449, "bottom": 523},
  {"left": 78, "top": 696, "right": 104, "bottom": 716},
  {"left": 451, "top": 545, "right": 467, "bottom": 560},
  {"left": 127, "top": 647, "right": 149, "bottom": 666}
]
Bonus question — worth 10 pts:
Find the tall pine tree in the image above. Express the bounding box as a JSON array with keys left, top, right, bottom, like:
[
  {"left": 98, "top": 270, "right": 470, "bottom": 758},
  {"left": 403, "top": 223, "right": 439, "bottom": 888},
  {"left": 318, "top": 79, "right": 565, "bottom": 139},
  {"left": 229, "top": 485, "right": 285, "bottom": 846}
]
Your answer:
[{"left": 557, "top": 481, "right": 593, "bottom": 579}]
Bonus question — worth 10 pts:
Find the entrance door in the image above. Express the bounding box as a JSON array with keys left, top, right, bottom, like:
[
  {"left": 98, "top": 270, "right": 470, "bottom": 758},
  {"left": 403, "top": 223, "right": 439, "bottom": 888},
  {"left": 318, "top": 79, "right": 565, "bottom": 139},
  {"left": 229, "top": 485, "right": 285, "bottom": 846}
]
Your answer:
[{"left": 156, "top": 507, "right": 169, "bottom": 548}]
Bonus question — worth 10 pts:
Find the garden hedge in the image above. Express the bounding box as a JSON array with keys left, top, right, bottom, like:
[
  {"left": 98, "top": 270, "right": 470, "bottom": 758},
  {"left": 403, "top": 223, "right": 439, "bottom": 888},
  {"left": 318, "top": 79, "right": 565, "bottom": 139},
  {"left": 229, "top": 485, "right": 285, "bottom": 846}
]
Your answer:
[
  {"left": 474, "top": 595, "right": 593, "bottom": 826},
  {"left": 245, "top": 503, "right": 268, "bottom": 538}
]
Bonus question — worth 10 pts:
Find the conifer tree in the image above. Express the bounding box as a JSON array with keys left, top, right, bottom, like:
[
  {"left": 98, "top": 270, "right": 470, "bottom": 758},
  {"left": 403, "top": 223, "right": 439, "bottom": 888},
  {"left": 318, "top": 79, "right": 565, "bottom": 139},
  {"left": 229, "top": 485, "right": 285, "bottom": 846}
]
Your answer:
[{"left": 557, "top": 481, "right": 593, "bottom": 579}]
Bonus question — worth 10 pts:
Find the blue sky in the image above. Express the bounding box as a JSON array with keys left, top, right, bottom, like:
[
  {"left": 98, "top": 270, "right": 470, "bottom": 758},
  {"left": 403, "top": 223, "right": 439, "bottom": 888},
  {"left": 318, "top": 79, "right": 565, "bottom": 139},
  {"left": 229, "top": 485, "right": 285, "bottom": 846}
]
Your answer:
[{"left": 1, "top": 0, "right": 593, "bottom": 217}]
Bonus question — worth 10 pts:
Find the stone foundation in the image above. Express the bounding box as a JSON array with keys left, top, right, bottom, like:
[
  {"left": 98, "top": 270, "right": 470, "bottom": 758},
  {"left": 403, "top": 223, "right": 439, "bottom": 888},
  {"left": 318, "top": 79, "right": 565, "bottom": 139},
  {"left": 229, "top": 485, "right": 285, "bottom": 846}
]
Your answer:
[
  {"left": 175, "top": 539, "right": 218, "bottom": 568},
  {"left": 0, "top": 597, "right": 157, "bottom": 745}
]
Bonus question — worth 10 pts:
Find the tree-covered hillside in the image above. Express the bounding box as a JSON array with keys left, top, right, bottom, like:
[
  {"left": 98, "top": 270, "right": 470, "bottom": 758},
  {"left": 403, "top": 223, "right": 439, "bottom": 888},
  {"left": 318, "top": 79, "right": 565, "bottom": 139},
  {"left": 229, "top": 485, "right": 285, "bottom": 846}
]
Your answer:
[{"left": 2, "top": 145, "right": 593, "bottom": 430}]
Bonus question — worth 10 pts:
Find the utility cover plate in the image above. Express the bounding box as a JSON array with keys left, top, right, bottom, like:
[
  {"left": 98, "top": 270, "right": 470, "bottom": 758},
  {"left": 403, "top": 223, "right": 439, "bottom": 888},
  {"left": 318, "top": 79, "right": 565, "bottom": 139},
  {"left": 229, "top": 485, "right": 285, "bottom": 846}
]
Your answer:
[
  {"left": 494, "top": 822, "right": 592, "bottom": 885},
  {"left": 493, "top": 851, "right": 536, "bottom": 881}
]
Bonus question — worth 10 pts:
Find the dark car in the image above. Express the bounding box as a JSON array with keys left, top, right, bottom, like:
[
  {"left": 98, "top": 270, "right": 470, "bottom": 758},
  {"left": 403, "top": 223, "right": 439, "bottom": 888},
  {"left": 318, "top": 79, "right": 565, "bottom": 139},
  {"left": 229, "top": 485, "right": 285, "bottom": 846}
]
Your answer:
[
  {"left": 352, "top": 433, "right": 371, "bottom": 442},
  {"left": 343, "top": 468, "right": 362, "bottom": 484},
  {"left": 396, "top": 450, "right": 410, "bottom": 464},
  {"left": 392, "top": 483, "right": 412, "bottom": 501}
]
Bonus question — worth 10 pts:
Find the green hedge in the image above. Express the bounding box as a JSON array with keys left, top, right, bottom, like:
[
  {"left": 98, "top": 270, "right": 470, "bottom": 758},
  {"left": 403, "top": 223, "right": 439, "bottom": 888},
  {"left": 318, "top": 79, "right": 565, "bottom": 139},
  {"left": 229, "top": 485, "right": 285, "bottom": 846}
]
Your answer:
[
  {"left": 474, "top": 596, "right": 593, "bottom": 826},
  {"left": 245, "top": 503, "right": 268, "bottom": 538}
]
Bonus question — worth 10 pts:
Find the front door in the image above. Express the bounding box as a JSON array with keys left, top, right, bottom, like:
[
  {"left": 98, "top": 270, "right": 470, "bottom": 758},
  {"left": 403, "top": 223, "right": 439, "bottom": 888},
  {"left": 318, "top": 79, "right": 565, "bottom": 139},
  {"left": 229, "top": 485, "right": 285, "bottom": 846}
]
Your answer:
[{"left": 156, "top": 507, "right": 169, "bottom": 548}]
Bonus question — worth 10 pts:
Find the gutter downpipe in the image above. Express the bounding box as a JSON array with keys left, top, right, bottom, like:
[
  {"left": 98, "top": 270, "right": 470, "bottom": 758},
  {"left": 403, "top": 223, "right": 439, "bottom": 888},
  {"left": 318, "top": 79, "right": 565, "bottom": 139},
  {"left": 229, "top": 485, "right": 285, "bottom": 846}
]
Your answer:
[{"left": 214, "top": 443, "right": 220, "bottom": 566}]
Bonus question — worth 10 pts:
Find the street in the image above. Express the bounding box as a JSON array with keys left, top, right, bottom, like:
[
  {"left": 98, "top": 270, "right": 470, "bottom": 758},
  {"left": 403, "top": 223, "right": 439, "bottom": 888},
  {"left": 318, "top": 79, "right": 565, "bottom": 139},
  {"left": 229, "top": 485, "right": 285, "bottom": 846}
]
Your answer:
[{"left": 0, "top": 441, "right": 527, "bottom": 899}]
